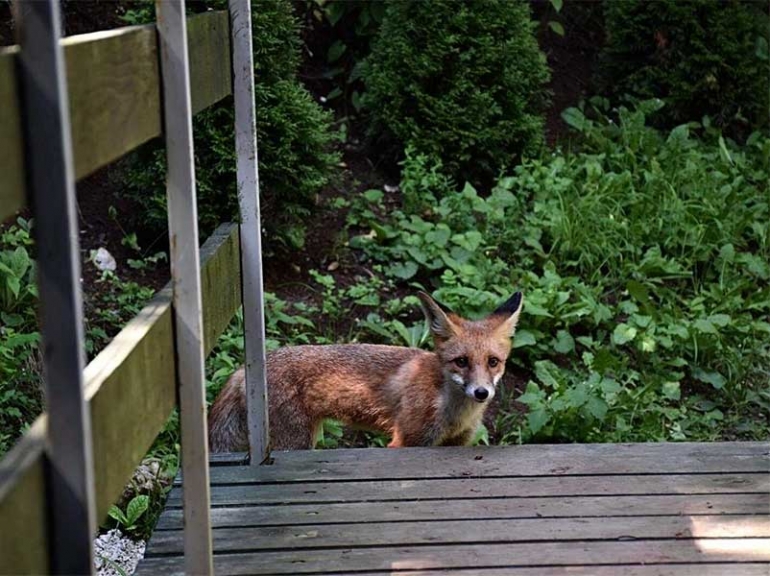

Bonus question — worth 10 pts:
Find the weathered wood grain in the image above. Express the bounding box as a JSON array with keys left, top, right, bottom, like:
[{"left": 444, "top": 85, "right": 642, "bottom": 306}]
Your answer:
[
  {"left": 17, "top": 3, "right": 97, "bottom": 570},
  {"left": 200, "top": 224, "right": 242, "bottom": 355},
  {"left": 0, "top": 421, "right": 49, "bottom": 575},
  {"left": 230, "top": 0, "right": 270, "bottom": 464},
  {"left": 156, "top": 492, "right": 770, "bottom": 530},
  {"left": 189, "top": 10, "right": 231, "bottom": 115},
  {"left": 209, "top": 452, "right": 249, "bottom": 466},
  {"left": 88, "top": 223, "right": 239, "bottom": 522},
  {"left": 345, "top": 567, "right": 770, "bottom": 576},
  {"left": 0, "top": 47, "right": 25, "bottom": 223},
  {"left": 198, "top": 443, "right": 770, "bottom": 484},
  {"left": 86, "top": 287, "right": 176, "bottom": 521},
  {"left": 156, "top": 1, "right": 213, "bottom": 570},
  {"left": 146, "top": 514, "right": 770, "bottom": 555},
  {"left": 135, "top": 538, "right": 770, "bottom": 575},
  {"left": 169, "top": 473, "right": 770, "bottom": 508},
  {"left": 0, "top": 11, "right": 232, "bottom": 224},
  {"left": 64, "top": 25, "right": 161, "bottom": 182},
  {"left": 0, "top": 224, "right": 240, "bottom": 552}
]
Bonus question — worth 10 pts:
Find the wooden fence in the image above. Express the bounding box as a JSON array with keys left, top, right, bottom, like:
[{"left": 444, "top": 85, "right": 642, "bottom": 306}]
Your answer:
[{"left": 0, "top": 1, "right": 268, "bottom": 574}]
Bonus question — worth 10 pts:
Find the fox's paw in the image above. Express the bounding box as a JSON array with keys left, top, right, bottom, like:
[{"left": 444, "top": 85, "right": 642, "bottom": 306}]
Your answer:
[{"left": 387, "top": 430, "right": 404, "bottom": 448}]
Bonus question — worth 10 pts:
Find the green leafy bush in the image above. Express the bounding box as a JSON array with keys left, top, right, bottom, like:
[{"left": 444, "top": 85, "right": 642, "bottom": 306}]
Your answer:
[
  {"left": 0, "top": 218, "right": 162, "bottom": 458},
  {"left": 349, "top": 101, "right": 770, "bottom": 443},
  {"left": 124, "top": 0, "right": 339, "bottom": 249},
  {"left": 362, "top": 0, "right": 550, "bottom": 187},
  {"left": 598, "top": 0, "right": 770, "bottom": 135},
  {"left": 0, "top": 219, "right": 41, "bottom": 456}
]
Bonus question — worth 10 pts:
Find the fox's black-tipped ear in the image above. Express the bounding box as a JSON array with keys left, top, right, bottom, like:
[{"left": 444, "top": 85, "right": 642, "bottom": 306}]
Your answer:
[
  {"left": 417, "top": 291, "right": 459, "bottom": 344},
  {"left": 493, "top": 292, "right": 523, "bottom": 317},
  {"left": 491, "top": 291, "right": 524, "bottom": 337}
]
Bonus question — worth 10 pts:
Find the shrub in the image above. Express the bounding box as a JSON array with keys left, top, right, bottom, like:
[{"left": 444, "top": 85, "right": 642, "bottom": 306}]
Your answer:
[
  {"left": 362, "top": 0, "right": 550, "bottom": 187},
  {"left": 349, "top": 101, "right": 770, "bottom": 443},
  {"left": 124, "top": 0, "right": 339, "bottom": 249},
  {"left": 0, "top": 219, "right": 42, "bottom": 456},
  {"left": 598, "top": 0, "right": 770, "bottom": 135}
]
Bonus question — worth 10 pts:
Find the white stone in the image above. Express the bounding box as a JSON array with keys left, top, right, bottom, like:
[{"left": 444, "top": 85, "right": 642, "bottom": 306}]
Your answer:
[
  {"left": 93, "top": 247, "right": 117, "bottom": 272},
  {"left": 93, "top": 529, "right": 146, "bottom": 576}
]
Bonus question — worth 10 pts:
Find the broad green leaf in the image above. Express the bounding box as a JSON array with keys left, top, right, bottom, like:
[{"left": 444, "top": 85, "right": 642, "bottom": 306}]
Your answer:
[
  {"left": 7, "top": 277, "right": 20, "bottom": 298},
  {"left": 612, "top": 323, "right": 637, "bottom": 345},
  {"left": 387, "top": 261, "right": 418, "bottom": 280},
  {"left": 527, "top": 407, "right": 549, "bottom": 434},
  {"left": 640, "top": 334, "right": 657, "bottom": 353},
  {"left": 662, "top": 381, "right": 681, "bottom": 400},
  {"left": 525, "top": 303, "right": 553, "bottom": 317},
  {"left": 562, "top": 107, "right": 587, "bottom": 131},
  {"left": 692, "top": 368, "right": 726, "bottom": 389},
  {"left": 626, "top": 280, "right": 650, "bottom": 305},
  {"left": 564, "top": 383, "right": 589, "bottom": 408},
  {"left": 600, "top": 377, "right": 621, "bottom": 396},
  {"left": 719, "top": 244, "right": 735, "bottom": 262},
  {"left": 126, "top": 495, "right": 150, "bottom": 525},
  {"left": 534, "top": 361, "right": 560, "bottom": 389},
  {"left": 550, "top": 0, "right": 563, "bottom": 12},
  {"left": 513, "top": 329, "right": 537, "bottom": 348},
  {"left": 553, "top": 329, "right": 575, "bottom": 354},
  {"left": 586, "top": 396, "right": 608, "bottom": 420},
  {"left": 548, "top": 21, "right": 565, "bottom": 36},
  {"left": 325, "top": 2, "right": 345, "bottom": 25},
  {"left": 362, "top": 189, "right": 383, "bottom": 203},
  {"left": 693, "top": 318, "right": 717, "bottom": 334},
  {"left": 707, "top": 314, "right": 730, "bottom": 328},
  {"left": 425, "top": 226, "right": 451, "bottom": 247},
  {"left": 108, "top": 505, "right": 128, "bottom": 525},
  {"left": 517, "top": 382, "right": 543, "bottom": 405}
]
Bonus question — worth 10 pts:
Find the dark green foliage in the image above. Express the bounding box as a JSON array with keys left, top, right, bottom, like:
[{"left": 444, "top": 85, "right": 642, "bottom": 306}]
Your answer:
[
  {"left": 349, "top": 101, "right": 770, "bottom": 443},
  {"left": 0, "top": 219, "right": 41, "bottom": 456},
  {"left": 124, "top": 0, "right": 339, "bottom": 248},
  {"left": 599, "top": 0, "right": 770, "bottom": 134},
  {"left": 362, "top": 0, "right": 550, "bottom": 187}
]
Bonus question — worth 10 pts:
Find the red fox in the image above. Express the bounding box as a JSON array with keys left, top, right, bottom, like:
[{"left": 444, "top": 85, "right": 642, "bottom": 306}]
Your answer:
[{"left": 208, "top": 290, "right": 523, "bottom": 451}]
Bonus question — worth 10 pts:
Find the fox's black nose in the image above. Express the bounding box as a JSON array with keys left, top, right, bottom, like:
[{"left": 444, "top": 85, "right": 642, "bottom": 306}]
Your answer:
[{"left": 474, "top": 388, "right": 489, "bottom": 401}]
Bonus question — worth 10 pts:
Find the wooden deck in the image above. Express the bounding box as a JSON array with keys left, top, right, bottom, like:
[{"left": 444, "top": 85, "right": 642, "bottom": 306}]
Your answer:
[{"left": 137, "top": 442, "right": 770, "bottom": 575}]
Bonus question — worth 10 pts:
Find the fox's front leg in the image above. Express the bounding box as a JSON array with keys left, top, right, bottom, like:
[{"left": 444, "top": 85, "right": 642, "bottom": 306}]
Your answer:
[
  {"left": 387, "top": 428, "right": 404, "bottom": 448},
  {"left": 388, "top": 419, "right": 437, "bottom": 447}
]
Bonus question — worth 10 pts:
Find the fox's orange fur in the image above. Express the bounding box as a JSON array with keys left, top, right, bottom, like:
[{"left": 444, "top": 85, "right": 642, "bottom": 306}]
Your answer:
[{"left": 208, "top": 291, "right": 523, "bottom": 451}]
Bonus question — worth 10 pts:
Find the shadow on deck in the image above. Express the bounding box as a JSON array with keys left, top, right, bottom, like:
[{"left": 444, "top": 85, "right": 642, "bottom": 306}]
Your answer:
[{"left": 137, "top": 442, "right": 770, "bottom": 575}]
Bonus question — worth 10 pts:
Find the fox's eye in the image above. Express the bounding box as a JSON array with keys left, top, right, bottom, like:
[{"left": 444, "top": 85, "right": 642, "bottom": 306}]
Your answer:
[
  {"left": 454, "top": 356, "right": 469, "bottom": 368},
  {"left": 488, "top": 357, "right": 500, "bottom": 368}
]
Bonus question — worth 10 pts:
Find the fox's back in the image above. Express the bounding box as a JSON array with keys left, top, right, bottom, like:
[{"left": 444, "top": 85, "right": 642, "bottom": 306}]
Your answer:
[{"left": 268, "top": 344, "right": 435, "bottom": 428}]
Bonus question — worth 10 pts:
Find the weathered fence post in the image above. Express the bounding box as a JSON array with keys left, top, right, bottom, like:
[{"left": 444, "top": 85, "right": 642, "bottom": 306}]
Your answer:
[
  {"left": 14, "top": 0, "right": 97, "bottom": 572},
  {"left": 229, "top": 0, "right": 270, "bottom": 464},
  {"left": 155, "top": 0, "right": 214, "bottom": 573},
  {"left": 13, "top": 0, "right": 97, "bottom": 572}
]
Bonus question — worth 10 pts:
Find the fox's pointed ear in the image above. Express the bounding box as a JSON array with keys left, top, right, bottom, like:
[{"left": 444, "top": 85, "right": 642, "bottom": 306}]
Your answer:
[
  {"left": 418, "top": 291, "right": 459, "bottom": 343},
  {"left": 491, "top": 291, "right": 524, "bottom": 337}
]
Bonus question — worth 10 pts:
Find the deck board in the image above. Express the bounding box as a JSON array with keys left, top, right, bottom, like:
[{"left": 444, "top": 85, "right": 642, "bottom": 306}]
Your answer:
[{"left": 137, "top": 442, "right": 770, "bottom": 575}]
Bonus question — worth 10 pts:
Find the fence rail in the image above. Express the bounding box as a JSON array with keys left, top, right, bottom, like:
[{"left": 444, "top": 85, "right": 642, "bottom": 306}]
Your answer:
[
  {"left": 0, "top": 5, "right": 264, "bottom": 573},
  {"left": 0, "top": 223, "right": 243, "bottom": 574},
  {"left": 0, "top": 11, "right": 231, "bottom": 223}
]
